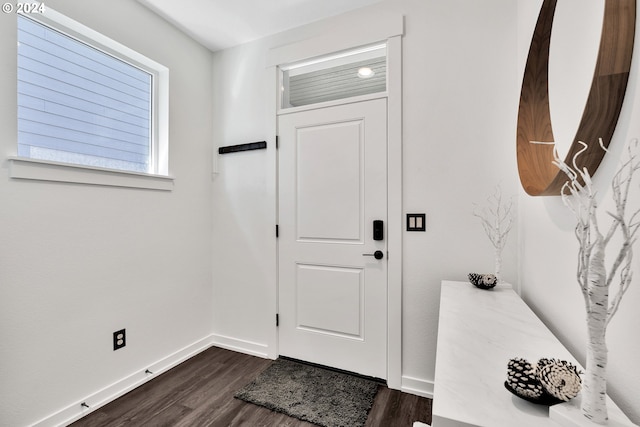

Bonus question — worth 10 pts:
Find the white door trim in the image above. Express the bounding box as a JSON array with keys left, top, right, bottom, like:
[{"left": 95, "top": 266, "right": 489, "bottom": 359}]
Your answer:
[
  {"left": 266, "top": 13, "right": 403, "bottom": 68},
  {"left": 267, "top": 34, "right": 403, "bottom": 390},
  {"left": 386, "top": 34, "right": 402, "bottom": 390}
]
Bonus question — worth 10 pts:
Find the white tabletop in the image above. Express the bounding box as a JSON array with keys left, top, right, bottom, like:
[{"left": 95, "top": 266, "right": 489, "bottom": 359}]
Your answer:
[{"left": 431, "top": 280, "right": 633, "bottom": 427}]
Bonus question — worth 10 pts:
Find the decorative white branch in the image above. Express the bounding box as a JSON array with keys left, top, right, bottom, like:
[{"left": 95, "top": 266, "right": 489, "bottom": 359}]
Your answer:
[
  {"left": 473, "top": 185, "right": 514, "bottom": 282},
  {"left": 553, "top": 138, "right": 640, "bottom": 424}
]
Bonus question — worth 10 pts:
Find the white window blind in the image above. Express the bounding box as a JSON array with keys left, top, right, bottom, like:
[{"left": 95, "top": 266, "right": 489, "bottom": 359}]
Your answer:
[
  {"left": 17, "top": 14, "right": 153, "bottom": 174},
  {"left": 281, "top": 44, "right": 387, "bottom": 109}
]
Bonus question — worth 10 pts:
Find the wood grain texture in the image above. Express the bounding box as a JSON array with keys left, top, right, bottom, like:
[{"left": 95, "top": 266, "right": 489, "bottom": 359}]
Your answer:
[
  {"left": 70, "top": 347, "right": 432, "bottom": 427},
  {"left": 517, "top": 0, "right": 636, "bottom": 196}
]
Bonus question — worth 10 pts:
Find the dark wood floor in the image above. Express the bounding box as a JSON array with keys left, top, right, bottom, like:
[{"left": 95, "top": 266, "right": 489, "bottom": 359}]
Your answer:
[{"left": 70, "top": 346, "right": 432, "bottom": 427}]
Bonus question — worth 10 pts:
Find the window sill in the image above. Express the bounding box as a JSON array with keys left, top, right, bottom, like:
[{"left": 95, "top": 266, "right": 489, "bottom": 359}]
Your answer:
[{"left": 8, "top": 157, "right": 174, "bottom": 191}]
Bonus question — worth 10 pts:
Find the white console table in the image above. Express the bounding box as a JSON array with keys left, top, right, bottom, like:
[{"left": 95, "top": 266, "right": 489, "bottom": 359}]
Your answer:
[{"left": 431, "top": 280, "right": 634, "bottom": 427}]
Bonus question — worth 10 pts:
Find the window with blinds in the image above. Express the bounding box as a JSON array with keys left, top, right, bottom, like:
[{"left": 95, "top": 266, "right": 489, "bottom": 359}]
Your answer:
[{"left": 17, "top": 14, "right": 155, "bottom": 174}]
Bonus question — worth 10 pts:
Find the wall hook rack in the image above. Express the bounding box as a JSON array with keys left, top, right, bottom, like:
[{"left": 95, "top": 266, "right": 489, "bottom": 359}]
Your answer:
[{"left": 218, "top": 141, "right": 267, "bottom": 155}]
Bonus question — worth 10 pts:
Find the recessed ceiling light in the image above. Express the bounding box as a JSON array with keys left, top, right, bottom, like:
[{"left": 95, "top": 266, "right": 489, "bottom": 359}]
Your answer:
[{"left": 357, "top": 67, "right": 375, "bottom": 78}]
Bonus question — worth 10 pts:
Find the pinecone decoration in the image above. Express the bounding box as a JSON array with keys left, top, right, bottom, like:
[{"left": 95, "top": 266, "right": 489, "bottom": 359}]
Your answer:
[
  {"left": 506, "top": 358, "right": 544, "bottom": 399},
  {"left": 537, "top": 358, "right": 582, "bottom": 401},
  {"left": 468, "top": 273, "right": 497, "bottom": 290},
  {"left": 468, "top": 272, "right": 482, "bottom": 284},
  {"left": 481, "top": 274, "right": 497, "bottom": 286}
]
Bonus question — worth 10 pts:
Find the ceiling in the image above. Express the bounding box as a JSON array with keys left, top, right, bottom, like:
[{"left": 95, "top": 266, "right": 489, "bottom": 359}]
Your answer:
[{"left": 137, "top": 0, "right": 385, "bottom": 52}]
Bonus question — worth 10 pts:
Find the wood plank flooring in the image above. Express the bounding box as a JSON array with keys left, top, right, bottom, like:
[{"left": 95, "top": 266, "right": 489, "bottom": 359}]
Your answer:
[{"left": 70, "top": 346, "right": 432, "bottom": 427}]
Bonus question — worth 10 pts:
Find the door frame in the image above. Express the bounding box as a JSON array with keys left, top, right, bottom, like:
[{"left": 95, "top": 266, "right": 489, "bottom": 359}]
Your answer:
[{"left": 265, "top": 20, "right": 403, "bottom": 390}]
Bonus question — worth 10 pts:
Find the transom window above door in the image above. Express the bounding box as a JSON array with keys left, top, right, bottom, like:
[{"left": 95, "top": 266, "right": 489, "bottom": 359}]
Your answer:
[{"left": 280, "top": 43, "right": 387, "bottom": 109}]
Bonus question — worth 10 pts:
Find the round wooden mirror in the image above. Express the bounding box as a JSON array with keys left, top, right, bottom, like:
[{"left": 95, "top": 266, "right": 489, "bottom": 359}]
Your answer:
[{"left": 517, "top": 0, "right": 636, "bottom": 196}]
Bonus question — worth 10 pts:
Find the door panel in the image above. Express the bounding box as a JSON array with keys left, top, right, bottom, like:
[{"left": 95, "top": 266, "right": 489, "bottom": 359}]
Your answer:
[
  {"left": 296, "top": 120, "right": 363, "bottom": 242},
  {"left": 296, "top": 264, "right": 363, "bottom": 338},
  {"left": 278, "top": 98, "right": 388, "bottom": 379}
]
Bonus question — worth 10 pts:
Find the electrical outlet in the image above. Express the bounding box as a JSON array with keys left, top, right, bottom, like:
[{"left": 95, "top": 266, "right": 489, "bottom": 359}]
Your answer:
[{"left": 113, "top": 329, "right": 126, "bottom": 350}]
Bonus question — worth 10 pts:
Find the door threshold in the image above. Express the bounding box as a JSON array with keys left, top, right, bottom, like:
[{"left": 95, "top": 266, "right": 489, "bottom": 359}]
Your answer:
[{"left": 279, "top": 355, "right": 387, "bottom": 385}]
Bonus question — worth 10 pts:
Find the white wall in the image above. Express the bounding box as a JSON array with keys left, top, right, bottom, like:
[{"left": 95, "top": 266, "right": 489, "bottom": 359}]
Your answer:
[
  {"left": 0, "top": 1, "right": 214, "bottom": 425},
  {"left": 211, "top": 40, "right": 277, "bottom": 358},
  {"left": 517, "top": 1, "right": 640, "bottom": 423},
  {"left": 400, "top": 0, "right": 519, "bottom": 390},
  {"left": 211, "top": 0, "right": 519, "bottom": 395}
]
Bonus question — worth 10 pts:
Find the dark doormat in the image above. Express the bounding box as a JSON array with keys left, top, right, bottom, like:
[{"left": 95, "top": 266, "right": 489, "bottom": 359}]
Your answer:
[{"left": 234, "top": 358, "right": 380, "bottom": 427}]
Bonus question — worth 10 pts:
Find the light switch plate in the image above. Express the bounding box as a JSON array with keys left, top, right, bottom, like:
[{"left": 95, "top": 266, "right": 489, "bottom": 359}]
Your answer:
[{"left": 407, "top": 213, "right": 426, "bottom": 231}]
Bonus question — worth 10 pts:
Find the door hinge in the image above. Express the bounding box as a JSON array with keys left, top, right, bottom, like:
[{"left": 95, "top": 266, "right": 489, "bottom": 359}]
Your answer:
[
  {"left": 276, "top": 135, "right": 279, "bottom": 149},
  {"left": 276, "top": 313, "right": 279, "bottom": 327},
  {"left": 276, "top": 224, "right": 279, "bottom": 238}
]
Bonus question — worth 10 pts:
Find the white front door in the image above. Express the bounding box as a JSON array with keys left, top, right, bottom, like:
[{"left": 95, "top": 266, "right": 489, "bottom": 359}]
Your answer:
[{"left": 277, "top": 98, "right": 388, "bottom": 379}]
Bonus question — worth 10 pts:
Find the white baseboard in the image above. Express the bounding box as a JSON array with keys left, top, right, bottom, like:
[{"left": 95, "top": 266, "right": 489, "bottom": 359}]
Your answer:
[
  {"left": 210, "top": 333, "right": 270, "bottom": 359},
  {"left": 402, "top": 375, "right": 434, "bottom": 399},
  {"left": 32, "top": 335, "right": 215, "bottom": 427}
]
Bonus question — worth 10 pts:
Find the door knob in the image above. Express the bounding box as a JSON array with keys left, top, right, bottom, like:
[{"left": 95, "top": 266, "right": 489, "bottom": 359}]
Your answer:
[{"left": 363, "top": 250, "right": 384, "bottom": 260}]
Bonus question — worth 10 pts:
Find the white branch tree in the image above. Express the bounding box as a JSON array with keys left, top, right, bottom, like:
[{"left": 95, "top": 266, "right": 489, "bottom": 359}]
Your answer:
[
  {"left": 473, "top": 185, "right": 514, "bottom": 282},
  {"left": 553, "top": 139, "right": 640, "bottom": 424}
]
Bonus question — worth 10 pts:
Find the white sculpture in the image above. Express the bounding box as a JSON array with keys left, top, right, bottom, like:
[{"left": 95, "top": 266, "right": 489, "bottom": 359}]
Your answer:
[
  {"left": 473, "top": 185, "right": 514, "bottom": 283},
  {"left": 553, "top": 139, "right": 639, "bottom": 424}
]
